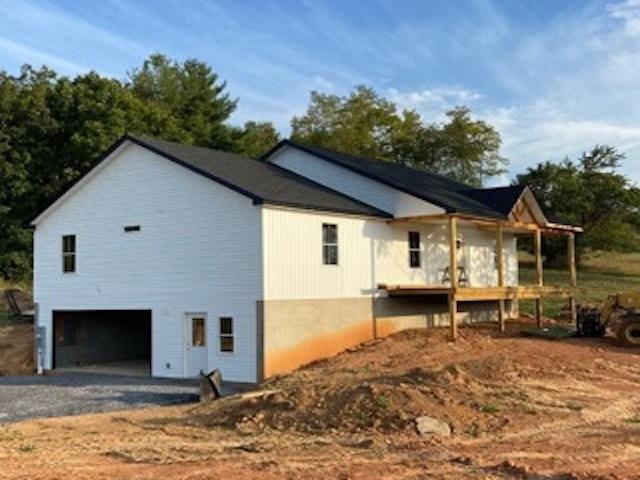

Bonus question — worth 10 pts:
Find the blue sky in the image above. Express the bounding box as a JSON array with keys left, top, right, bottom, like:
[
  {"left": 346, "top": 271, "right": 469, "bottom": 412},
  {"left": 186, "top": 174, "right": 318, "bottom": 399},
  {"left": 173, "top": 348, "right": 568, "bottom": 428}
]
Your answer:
[{"left": 1, "top": 0, "right": 640, "bottom": 183}]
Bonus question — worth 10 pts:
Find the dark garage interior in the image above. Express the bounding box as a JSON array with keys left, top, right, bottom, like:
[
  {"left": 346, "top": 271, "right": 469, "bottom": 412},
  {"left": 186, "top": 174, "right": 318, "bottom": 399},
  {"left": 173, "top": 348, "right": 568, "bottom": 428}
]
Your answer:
[{"left": 53, "top": 310, "right": 151, "bottom": 374}]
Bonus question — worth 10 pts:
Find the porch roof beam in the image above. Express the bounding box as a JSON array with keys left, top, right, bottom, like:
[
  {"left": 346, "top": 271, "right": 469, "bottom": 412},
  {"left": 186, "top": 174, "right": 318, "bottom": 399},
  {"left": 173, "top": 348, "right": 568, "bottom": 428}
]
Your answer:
[{"left": 389, "top": 213, "right": 583, "bottom": 235}]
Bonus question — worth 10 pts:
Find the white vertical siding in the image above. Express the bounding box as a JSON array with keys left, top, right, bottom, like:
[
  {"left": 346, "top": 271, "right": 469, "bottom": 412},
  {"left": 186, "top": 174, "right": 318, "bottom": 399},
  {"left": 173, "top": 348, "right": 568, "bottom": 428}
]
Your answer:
[
  {"left": 365, "top": 222, "right": 517, "bottom": 289},
  {"left": 262, "top": 207, "right": 376, "bottom": 300},
  {"left": 33, "top": 143, "right": 262, "bottom": 382},
  {"left": 262, "top": 207, "right": 518, "bottom": 301},
  {"left": 267, "top": 146, "right": 444, "bottom": 217}
]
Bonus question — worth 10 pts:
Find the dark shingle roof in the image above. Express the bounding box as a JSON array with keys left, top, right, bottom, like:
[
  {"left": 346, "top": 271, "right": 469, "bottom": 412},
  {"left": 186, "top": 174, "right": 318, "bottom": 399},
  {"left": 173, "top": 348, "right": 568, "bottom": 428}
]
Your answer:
[
  {"left": 127, "top": 136, "right": 391, "bottom": 218},
  {"left": 463, "top": 185, "right": 526, "bottom": 217},
  {"left": 266, "top": 140, "right": 521, "bottom": 219}
]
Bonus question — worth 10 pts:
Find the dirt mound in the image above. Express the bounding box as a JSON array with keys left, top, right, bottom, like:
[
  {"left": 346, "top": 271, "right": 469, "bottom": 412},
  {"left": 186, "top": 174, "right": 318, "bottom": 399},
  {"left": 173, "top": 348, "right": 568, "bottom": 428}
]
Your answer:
[
  {"left": 190, "top": 325, "right": 576, "bottom": 437},
  {"left": 0, "top": 324, "right": 34, "bottom": 376},
  {"left": 4, "top": 321, "right": 640, "bottom": 479}
]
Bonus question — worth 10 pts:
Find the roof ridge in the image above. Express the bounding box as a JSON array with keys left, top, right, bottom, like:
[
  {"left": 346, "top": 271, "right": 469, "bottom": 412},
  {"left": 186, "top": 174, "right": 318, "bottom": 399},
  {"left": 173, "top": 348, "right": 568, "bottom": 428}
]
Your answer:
[
  {"left": 32, "top": 135, "right": 391, "bottom": 225},
  {"left": 266, "top": 139, "right": 507, "bottom": 218},
  {"left": 283, "top": 139, "right": 473, "bottom": 190},
  {"left": 256, "top": 153, "right": 393, "bottom": 217},
  {"left": 463, "top": 185, "right": 525, "bottom": 192},
  {"left": 127, "top": 134, "right": 249, "bottom": 160},
  {"left": 129, "top": 135, "right": 391, "bottom": 217}
]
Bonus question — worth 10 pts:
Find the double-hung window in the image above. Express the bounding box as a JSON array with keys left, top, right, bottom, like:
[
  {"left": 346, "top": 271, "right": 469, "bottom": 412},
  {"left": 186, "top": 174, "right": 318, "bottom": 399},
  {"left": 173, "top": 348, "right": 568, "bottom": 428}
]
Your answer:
[
  {"left": 62, "top": 235, "right": 76, "bottom": 273},
  {"left": 409, "top": 231, "right": 421, "bottom": 268},
  {"left": 322, "top": 223, "right": 338, "bottom": 265},
  {"left": 219, "top": 317, "right": 234, "bottom": 353}
]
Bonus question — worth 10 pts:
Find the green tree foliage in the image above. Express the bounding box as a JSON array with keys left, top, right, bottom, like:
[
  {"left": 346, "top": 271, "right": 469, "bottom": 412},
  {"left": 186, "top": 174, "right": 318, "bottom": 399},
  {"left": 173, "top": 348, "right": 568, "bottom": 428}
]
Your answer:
[
  {"left": 291, "top": 87, "right": 422, "bottom": 162},
  {"left": 0, "top": 66, "right": 60, "bottom": 278},
  {"left": 0, "top": 59, "right": 517, "bottom": 281},
  {"left": 415, "top": 107, "right": 507, "bottom": 186},
  {"left": 516, "top": 145, "right": 640, "bottom": 266},
  {"left": 0, "top": 55, "right": 278, "bottom": 279},
  {"left": 127, "top": 54, "right": 237, "bottom": 149},
  {"left": 291, "top": 86, "right": 507, "bottom": 186},
  {"left": 230, "top": 121, "right": 280, "bottom": 158}
]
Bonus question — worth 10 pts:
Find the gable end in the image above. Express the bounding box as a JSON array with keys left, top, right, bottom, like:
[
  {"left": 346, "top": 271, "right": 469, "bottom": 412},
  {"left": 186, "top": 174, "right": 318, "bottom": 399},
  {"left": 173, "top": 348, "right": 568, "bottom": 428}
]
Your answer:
[{"left": 30, "top": 136, "right": 263, "bottom": 227}]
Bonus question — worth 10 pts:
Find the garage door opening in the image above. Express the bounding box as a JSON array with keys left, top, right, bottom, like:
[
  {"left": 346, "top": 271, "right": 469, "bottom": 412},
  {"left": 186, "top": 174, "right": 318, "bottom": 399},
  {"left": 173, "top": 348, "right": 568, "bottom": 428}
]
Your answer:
[{"left": 53, "top": 310, "right": 151, "bottom": 376}]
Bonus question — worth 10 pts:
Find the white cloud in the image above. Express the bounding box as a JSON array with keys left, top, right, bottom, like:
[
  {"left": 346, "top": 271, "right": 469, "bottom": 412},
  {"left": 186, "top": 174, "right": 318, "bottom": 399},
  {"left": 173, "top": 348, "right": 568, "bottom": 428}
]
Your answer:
[
  {"left": 1, "top": 0, "right": 639, "bottom": 185},
  {"left": 485, "top": 105, "right": 640, "bottom": 180},
  {"left": 608, "top": 0, "right": 640, "bottom": 36},
  {"left": 0, "top": 37, "right": 90, "bottom": 75},
  {"left": 0, "top": 1, "right": 149, "bottom": 56},
  {"left": 0, "top": 0, "right": 149, "bottom": 77},
  {"left": 313, "top": 75, "right": 334, "bottom": 90},
  {"left": 478, "top": 0, "right": 640, "bottom": 182},
  {"left": 388, "top": 87, "right": 482, "bottom": 108},
  {"left": 387, "top": 86, "right": 483, "bottom": 120}
]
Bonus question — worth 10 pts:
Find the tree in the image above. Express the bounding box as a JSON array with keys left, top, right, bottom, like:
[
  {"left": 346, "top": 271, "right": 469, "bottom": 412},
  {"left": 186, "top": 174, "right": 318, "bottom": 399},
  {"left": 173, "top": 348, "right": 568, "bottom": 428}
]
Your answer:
[
  {"left": 230, "top": 121, "right": 280, "bottom": 158},
  {"left": 128, "top": 54, "right": 237, "bottom": 149},
  {"left": 291, "top": 86, "right": 418, "bottom": 161},
  {"left": 0, "top": 66, "right": 59, "bottom": 278},
  {"left": 291, "top": 86, "right": 507, "bottom": 186},
  {"left": 516, "top": 145, "right": 640, "bottom": 266},
  {"left": 415, "top": 107, "right": 507, "bottom": 186},
  {"left": 0, "top": 54, "right": 243, "bottom": 280}
]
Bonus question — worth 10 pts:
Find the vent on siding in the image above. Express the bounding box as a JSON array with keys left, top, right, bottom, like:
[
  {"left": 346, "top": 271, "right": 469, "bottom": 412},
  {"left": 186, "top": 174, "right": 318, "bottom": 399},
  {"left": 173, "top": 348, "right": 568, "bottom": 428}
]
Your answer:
[{"left": 124, "top": 225, "right": 141, "bottom": 233}]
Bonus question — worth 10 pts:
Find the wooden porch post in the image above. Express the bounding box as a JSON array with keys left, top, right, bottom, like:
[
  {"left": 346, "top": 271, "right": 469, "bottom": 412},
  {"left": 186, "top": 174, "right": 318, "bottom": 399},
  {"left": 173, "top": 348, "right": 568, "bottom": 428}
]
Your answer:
[
  {"left": 567, "top": 232, "right": 577, "bottom": 322},
  {"left": 496, "top": 222, "right": 505, "bottom": 332},
  {"left": 449, "top": 216, "right": 458, "bottom": 340},
  {"left": 534, "top": 228, "right": 543, "bottom": 327}
]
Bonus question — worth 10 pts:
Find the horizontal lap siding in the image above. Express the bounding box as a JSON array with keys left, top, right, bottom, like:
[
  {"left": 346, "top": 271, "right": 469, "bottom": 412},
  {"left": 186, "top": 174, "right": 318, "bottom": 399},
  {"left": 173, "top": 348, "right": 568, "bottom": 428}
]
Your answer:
[{"left": 34, "top": 144, "right": 262, "bottom": 382}]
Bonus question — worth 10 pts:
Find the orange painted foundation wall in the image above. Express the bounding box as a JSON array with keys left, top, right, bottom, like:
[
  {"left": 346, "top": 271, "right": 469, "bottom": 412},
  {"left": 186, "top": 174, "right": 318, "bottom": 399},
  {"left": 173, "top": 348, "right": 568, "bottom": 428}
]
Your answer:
[
  {"left": 260, "top": 297, "right": 509, "bottom": 379},
  {"left": 264, "top": 319, "right": 374, "bottom": 377}
]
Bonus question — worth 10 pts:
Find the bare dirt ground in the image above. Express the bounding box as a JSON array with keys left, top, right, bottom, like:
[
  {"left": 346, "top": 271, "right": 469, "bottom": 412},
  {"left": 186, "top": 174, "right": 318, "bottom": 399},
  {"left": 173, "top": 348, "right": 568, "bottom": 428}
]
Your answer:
[
  {"left": 2, "top": 323, "right": 640, "bottom": 479},
  {"left": 0, "top": 324, "right": 33, "bottom": 376}
]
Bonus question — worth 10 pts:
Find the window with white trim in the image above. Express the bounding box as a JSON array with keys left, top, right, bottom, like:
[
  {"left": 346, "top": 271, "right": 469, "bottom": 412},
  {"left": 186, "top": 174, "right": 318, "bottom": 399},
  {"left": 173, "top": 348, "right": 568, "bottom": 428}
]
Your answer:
[
  {"left": 322, "top": 223, "right": 338, "bottom": 265},
  {"left": 219, "top": 317, "right": 234, "bottom": 353},
  {"left": 408, "top": 231, "right": 421, "bottom": 268},
  {"left": 62, "top": 235, "right": 76, "bottom": 273}
]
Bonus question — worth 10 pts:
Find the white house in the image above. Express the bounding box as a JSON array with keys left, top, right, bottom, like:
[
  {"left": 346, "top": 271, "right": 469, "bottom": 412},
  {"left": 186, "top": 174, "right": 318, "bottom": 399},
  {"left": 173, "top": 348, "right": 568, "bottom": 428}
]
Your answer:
[{"left": 31, "top": 135, "right": 578, "bottom": 384}]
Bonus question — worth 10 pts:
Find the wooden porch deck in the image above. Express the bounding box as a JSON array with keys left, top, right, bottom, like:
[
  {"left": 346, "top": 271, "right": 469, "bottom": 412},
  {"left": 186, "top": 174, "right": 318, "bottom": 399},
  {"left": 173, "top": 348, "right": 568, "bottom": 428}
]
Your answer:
[
  {"left": 384, "top": 213, "right": 580, "bottom": 340},
  {"left": 378, "top": 282, "right": 576, "bottom": 339},
  {"left": 378, "top": 283, "right": 575, "bottom": 301}
]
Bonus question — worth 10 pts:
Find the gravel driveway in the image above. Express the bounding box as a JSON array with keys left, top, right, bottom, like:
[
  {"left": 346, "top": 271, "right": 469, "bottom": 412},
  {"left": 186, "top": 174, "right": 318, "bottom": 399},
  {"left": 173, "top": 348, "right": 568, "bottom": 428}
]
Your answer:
[{"left": 0, "top": 372, "right": 200, "bottom": 424}]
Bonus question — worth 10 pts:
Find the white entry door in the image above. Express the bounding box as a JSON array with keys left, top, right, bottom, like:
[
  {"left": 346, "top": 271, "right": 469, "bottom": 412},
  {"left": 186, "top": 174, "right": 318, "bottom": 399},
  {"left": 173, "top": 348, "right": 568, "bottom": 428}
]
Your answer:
[{"left": 185, "top": 314, "right": 207, "bottom": 377}]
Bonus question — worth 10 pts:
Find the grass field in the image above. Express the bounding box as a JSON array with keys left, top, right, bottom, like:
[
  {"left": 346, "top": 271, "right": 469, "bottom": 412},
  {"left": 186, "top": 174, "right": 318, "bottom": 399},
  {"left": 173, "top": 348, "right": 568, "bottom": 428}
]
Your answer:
[{"left": 519, "top": 251, "right": 640, "bottom": 318}]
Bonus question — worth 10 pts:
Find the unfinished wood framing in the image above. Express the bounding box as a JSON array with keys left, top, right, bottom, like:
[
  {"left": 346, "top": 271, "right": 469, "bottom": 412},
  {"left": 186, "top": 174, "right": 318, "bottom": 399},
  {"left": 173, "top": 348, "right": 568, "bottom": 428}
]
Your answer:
[
  {"left": 496, "top": 222, "right": 505, "bottom": 332},
  {"left": 391, "top": 213, "right": 583, "bottom": 235},
  {"left": 380, "top": 211, "right": 580, "bottom": 339},
  {"left": 534, "top": 229, "right": 543, "bottom": 287},
  {"left": 379, "top": 284, "right": 574, "bottom": 300},
  {"left": 449, "top": 216, "right": 458, "bottom": 340},
  {"left": 448, "top": 293, "right": 457, "bottom": 340},
  {"left": 567, "top": 232, "right": 577, "bottom": 322},
  {"left": 534, "top": 228, "right": 544, "bottom": 327}
]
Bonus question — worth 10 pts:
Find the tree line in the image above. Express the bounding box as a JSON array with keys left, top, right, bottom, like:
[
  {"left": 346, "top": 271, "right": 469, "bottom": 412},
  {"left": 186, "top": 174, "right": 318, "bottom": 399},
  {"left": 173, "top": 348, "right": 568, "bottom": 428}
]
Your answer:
[{"left": 1, "top": 54, "right": 638, "bottom": 279}]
